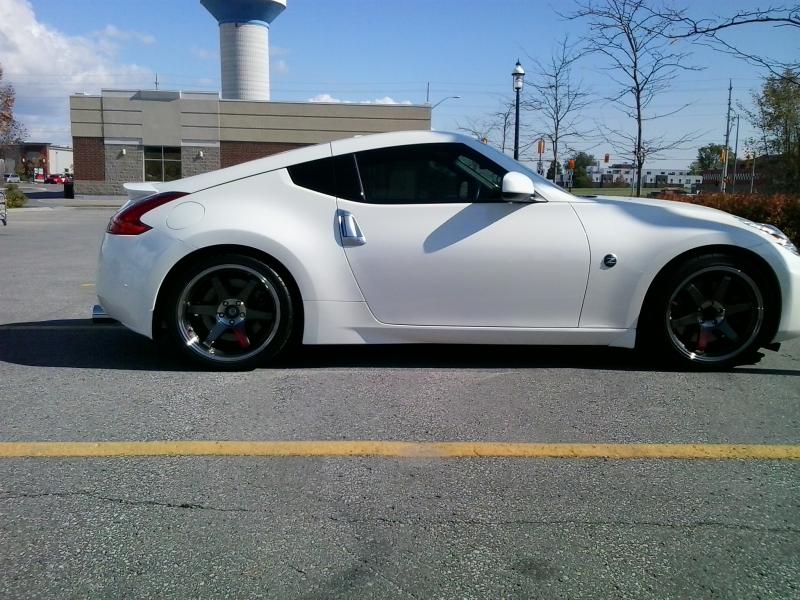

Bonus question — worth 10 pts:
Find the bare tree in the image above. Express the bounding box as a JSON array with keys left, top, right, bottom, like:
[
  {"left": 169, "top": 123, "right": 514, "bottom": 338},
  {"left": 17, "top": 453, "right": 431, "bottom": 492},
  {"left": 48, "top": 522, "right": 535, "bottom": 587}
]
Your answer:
[
  {"left": 457, "top": 99, "right": 516, "bottom": 153},
  {"left": 652, "top": 4, "right": 799, "bottom": 84},
  {"left": 0, "top": 65, "right": 26, "bottom": 148},
  {"left": 524, "top": 36, "right": 591, "bottom": 182},
  {"left": 569, "top": 0, "right": 699, "bottom": 196}
]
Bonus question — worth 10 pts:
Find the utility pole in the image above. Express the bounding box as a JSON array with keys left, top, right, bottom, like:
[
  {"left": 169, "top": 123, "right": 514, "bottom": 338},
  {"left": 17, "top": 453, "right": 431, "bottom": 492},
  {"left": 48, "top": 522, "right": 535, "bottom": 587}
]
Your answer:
[
  {"left": 720, "top": 80, "right": 732, "bottom": 193},
  {"left": 731, "top": 113, "right": 740, "bottom": 194},
  {"left": 426, "top": 82, "right": 430, "bottom": 104},
  {"left": 155, "top": 73, "right": 159, "bottom": 90},
  {"left": 750, "top": 152, "right": 756, "bottom": 194}
]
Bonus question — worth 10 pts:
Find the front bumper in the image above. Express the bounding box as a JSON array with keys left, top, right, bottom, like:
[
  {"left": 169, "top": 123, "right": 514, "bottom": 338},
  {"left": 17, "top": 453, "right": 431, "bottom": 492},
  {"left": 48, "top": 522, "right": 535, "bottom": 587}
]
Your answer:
[{"left": 769, "top": 245, "right": 800, "bottom": 343}]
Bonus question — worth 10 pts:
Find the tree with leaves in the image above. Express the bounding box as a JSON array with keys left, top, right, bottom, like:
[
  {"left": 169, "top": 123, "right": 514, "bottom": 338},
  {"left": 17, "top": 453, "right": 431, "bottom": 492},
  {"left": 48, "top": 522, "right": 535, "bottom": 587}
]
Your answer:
[
  {"left": 746, "top": 69, "right": 800, "bottom": 192},
  {"left": 525, "top": 36, "right": 591, "bottom": 182},
  {"left": 689, "top": 143, "right": 729, "bottom": 174},
  {"left": 569, "top": 151, "right": 597, "bottom": 187},
  {"left": 569, "top": 0, "right": 699, "bottom": 196}
]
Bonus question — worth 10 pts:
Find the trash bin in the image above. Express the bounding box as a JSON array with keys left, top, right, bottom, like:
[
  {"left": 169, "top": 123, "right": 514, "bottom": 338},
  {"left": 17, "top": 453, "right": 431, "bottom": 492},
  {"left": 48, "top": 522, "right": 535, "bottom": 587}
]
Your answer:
[{"left": 64, "top": 181, "right": 75, "bottom": 199}]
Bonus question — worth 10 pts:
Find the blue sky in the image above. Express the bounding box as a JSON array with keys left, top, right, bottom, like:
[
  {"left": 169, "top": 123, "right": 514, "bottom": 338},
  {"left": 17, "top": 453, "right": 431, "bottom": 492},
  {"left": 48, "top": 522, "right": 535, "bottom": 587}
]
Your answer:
[{"left": 1, "top": 0, "right": 797, "bottom": 169}]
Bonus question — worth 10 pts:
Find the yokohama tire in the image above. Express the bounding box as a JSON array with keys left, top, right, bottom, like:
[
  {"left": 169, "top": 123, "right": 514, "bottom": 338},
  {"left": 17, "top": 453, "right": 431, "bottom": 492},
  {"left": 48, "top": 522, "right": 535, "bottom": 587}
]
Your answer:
[
  {"left": 639, "top": 253, "right": 778, "bottom": 370},
  {"left": 162, "top": 253, "right": 295, "bottom": 370}
]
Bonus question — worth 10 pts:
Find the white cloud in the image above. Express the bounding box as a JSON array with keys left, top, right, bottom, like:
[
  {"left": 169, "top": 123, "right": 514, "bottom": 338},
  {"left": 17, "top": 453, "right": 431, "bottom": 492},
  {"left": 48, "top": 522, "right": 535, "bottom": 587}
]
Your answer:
[
  {"left": 191, "top": 46, "right": 216, "bottom": 61},
  {"left": 308, "top": 93, "right": 413, "bottom": 105},
  {"left": 271, "top": 58, "right": 288, "bottom": 76},
  {"left": 0, "top": 0, "right": 154, "bottom": 144},
  {"left": 97, "top": 24, "right": 155, "bottom": 46}
]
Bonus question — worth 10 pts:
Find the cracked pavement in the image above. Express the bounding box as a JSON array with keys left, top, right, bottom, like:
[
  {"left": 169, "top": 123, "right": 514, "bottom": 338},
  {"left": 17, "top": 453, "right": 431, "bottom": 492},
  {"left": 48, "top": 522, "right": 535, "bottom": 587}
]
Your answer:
[{"left": 1, "top": 208, "right": 799, "bottom": 598}]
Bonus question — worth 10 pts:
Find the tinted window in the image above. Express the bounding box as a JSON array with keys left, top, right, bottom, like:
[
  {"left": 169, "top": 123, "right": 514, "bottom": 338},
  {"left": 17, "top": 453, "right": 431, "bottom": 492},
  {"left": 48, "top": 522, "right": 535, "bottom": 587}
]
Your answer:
[
  {"left": 287, "top": 155, "right": 363, "bottom": 201},
  {"left": 354, "top": 143, "right": 506, "bottom": 204},
  {"left": 287, "top": 157, "right": 336, "bottom": 196}
]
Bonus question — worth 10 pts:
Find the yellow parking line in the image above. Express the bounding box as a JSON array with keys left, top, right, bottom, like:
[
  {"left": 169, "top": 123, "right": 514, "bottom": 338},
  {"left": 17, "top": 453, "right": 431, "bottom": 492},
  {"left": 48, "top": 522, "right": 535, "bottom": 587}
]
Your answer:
[
  {"left": 80, "top": 283, "right": 95, "bottom": 288},
  {"left": 0, "top": 441, "right": 798, "bottom": 460}
]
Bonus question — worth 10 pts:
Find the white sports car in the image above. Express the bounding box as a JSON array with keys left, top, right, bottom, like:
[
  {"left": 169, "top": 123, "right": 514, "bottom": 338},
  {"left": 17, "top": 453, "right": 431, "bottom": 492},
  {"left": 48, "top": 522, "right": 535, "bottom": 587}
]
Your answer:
[{"left": 96, "top": 131, "right": 800, "bottom": 370}]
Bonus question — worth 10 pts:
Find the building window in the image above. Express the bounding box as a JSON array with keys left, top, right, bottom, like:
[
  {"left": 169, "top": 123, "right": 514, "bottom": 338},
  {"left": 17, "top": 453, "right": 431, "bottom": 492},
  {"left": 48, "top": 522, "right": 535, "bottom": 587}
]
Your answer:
[{"left": 144, "top": 146, "right": 181, "bottom": 182}]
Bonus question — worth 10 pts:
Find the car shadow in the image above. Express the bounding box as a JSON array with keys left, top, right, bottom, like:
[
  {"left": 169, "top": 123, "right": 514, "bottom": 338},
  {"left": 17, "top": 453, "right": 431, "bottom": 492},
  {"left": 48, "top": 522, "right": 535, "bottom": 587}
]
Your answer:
[{"left": 0, "top": 319, "right": 797, "bottom": 375}]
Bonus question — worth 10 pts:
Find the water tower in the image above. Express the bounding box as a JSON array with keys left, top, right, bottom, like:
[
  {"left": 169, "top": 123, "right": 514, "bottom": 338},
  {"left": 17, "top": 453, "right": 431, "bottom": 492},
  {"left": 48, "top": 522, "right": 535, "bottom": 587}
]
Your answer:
[{"left": 200, "top": 0, "right": 287, "bottom": 101}]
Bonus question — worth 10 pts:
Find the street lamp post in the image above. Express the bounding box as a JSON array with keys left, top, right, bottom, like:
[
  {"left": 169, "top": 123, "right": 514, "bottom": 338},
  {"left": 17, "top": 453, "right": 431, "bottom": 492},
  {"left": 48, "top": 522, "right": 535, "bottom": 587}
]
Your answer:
[
  {"left": 430, "top": 95, "right": 461, "bottom": 110},
  {"left": 512, "top": 60, "right": 524, "bottom": 160}
]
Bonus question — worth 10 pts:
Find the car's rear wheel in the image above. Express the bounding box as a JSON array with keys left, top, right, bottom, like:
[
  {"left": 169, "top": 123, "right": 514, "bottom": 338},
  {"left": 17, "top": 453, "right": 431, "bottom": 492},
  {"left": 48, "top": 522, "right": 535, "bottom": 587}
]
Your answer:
[
  {"left": 640, "top": 253, "right": 776, "bottom": 369},
  {"left": 163, "top": 254, "right": 294, "bottom": 370}
]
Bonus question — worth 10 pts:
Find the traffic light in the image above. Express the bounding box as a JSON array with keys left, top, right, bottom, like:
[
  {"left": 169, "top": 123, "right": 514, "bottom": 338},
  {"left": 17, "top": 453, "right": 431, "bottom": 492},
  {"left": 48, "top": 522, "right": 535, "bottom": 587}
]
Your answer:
[
  {"left": 604, "top": 153, "right": 610, "bottom": 163},
  {"left": 568, "top": 159, "right": 576, "bottom": 170},
  {"left": 720, "top": 148, "right": 727, "bottom": 162},
  {"left": 537, "top": 138, "right": 545, "bottom": 154}
]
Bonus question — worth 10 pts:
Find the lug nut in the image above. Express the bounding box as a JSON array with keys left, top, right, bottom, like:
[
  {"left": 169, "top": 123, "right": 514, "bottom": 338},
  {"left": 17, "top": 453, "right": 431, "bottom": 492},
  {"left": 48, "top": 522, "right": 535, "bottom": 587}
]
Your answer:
[{"left": 218, "top": 313, "right": 223, "bottom": 318}]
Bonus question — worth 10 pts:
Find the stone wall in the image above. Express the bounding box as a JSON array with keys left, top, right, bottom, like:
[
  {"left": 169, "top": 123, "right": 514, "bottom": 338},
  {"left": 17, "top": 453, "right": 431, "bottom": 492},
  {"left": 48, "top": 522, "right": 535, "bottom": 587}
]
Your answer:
[
  {"left": 74, "top": 180, "right": 127, "bottom": 195},
  {"left": 181, "top": 146, "right": 221, "bottom": 177},
  {"left": 97, "top": 144, "right": 144, "bottom": 195}
]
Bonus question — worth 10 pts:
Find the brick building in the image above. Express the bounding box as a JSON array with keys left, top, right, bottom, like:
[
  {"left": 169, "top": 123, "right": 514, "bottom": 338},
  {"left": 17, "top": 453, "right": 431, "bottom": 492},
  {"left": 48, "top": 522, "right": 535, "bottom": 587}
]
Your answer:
[{"left": 69, "top": 89, "right": 432, "bottom": 195}]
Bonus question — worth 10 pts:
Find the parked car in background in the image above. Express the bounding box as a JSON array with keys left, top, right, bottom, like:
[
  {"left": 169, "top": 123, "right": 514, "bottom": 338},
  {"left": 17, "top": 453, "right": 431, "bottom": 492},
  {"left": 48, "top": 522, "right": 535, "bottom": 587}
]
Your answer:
[
  {"left": 96, "top": 130, "right": 800, "bottom": 370},
  {"left": 45, "top": 174, "right": 65, "bottom": 184},
  {"left": 3, "top": 173, "right": 21, "bottom": 183}
]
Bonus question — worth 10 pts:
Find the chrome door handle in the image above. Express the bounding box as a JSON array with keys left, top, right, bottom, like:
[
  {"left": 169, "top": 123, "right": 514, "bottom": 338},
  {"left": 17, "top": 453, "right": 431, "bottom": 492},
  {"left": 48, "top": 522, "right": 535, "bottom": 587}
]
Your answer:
[{"left": 338, "top": 210, "right": 366, "bottom": 246}]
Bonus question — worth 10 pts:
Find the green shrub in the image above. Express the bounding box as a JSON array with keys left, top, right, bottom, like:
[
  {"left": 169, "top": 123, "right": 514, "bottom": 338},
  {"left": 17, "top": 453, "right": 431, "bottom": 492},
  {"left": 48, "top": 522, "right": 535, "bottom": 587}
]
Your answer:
[
  {"left": 3, "top": 184, "right": 27, "bottom": 208},
  {"left": 668, "top": 193, "right": 800, "bottom": 248}
]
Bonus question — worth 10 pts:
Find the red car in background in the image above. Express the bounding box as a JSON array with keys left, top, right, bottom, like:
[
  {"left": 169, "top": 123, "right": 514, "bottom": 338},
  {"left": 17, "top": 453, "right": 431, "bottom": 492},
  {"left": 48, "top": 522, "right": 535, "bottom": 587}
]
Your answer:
[{"left": 45, "top": 174, "right": 65, "bottom": 184}]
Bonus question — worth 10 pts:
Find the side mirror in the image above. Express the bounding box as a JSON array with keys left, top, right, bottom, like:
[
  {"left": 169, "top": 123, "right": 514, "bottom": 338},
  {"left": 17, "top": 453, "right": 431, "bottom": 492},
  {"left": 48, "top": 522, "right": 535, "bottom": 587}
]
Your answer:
[{"left": 501, "top": 171, "right": 536, "bottom": 202}]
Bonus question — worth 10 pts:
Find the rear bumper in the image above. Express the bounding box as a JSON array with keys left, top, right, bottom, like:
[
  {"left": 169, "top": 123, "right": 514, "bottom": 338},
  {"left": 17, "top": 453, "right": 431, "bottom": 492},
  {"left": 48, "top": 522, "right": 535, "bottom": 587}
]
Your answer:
[{"left": 96, "top": 229, "right": 190, "bottom": 338}]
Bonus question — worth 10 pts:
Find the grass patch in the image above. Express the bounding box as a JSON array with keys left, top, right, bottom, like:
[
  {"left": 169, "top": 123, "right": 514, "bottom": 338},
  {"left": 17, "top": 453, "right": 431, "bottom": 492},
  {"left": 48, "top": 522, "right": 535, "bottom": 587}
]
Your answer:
[{"left": 570, "top": 187, "right": 634, "bottom": 196}]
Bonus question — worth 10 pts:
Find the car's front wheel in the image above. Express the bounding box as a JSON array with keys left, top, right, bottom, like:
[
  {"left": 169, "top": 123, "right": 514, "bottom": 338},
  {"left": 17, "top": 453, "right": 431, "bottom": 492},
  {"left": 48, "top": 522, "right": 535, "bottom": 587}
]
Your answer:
[
  {"left": 640, "top": 253, "right": 777, "bottom": 369},
  {"left": 163, "top": 253, "right": 295, "bottom": 370}
]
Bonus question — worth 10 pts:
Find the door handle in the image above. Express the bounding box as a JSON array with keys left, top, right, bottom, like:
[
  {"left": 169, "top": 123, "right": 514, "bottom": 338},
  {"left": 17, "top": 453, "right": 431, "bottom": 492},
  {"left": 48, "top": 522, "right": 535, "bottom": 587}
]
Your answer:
[{"left": 338, "top": 210, "right": 366, "bottom": 246}]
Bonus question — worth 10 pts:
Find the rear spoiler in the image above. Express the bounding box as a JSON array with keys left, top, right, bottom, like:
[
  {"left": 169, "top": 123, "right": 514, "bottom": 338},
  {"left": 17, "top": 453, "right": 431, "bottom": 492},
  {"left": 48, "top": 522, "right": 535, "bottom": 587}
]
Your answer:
[{"left": 123, "top": 182, "right": 160, "bottom": 202}]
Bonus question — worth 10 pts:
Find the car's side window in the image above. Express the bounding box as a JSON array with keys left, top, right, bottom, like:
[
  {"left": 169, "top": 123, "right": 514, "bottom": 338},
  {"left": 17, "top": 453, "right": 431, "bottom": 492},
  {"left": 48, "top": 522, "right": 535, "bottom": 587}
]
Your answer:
[
  {"left": 353, "top": 143, "right": 507, "bottom": 204},
  {"left": 287, "top": 157, "right": 336, "bottom": 197},
  {"left": 286, "top": 155, "right": 363, "bottom": 202}
]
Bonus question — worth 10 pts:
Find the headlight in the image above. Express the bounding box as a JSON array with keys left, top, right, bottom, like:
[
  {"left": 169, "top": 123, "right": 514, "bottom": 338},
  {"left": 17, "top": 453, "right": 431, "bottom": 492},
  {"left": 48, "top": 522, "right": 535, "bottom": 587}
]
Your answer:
[{"left": 736, "top": 217, "right": 800, "bottom": 256}]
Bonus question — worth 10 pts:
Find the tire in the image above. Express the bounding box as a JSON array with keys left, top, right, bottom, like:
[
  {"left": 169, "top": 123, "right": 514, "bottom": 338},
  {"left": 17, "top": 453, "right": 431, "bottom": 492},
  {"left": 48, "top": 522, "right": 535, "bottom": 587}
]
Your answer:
[
  {"left": 162, "top": 253, "right": 295, "bottom": 370},
  {"left": 639, "top": 253, "right": 777, "bottom": 370}
]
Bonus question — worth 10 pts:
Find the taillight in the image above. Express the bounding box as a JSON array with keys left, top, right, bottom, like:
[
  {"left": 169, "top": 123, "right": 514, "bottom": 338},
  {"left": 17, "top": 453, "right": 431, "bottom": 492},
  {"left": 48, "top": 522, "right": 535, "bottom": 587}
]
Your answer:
[{"left": 107, "top": 192, "right": 189, "bottom": 235}]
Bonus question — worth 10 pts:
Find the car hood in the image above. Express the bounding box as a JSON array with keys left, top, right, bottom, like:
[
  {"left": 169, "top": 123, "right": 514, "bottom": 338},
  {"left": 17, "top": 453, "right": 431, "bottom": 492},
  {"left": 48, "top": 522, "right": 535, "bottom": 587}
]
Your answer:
[{"left": 580, "top": 193, "right": 742, "bottom": 225}]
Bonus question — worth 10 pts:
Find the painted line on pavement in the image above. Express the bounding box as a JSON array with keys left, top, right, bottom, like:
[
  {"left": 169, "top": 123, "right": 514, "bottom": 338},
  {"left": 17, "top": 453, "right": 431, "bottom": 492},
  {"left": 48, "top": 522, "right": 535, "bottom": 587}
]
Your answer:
[{"left": 0, "top": 441, "right": 798, "bottom": 460}]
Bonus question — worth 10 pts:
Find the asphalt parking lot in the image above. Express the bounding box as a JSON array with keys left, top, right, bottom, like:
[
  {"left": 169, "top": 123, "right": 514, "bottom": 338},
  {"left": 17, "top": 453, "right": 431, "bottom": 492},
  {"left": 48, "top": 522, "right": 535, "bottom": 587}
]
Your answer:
[{"left": 1, "top": 207, "right": 798, "bottom": 599}]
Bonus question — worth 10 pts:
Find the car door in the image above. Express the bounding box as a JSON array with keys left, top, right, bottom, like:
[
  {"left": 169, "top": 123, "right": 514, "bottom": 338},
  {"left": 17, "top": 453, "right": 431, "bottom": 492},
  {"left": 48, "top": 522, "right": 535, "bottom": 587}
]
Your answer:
[{"left": 334, "top": 142, "right": 591, "bottom": 328}]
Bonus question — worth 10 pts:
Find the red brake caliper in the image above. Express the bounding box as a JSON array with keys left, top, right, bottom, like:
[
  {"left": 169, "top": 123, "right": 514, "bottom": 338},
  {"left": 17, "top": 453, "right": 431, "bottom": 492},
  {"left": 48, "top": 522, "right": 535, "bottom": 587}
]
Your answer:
[
  {"left": 233, "top": 325, "right": 251, "bottom": 349},
  {"left": 696, "top": 327, "right": 714, "bottom": 353}
]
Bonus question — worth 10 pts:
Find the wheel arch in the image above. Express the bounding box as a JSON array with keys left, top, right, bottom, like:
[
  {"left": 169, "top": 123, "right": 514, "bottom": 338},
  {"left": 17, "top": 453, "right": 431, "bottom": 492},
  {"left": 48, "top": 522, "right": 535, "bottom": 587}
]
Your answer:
[
  {"left": 152, "top": 244, "right": 305, "bottom": 342},
  {"left": 636, "top": 244, "right": 782, "bottom": 344}
]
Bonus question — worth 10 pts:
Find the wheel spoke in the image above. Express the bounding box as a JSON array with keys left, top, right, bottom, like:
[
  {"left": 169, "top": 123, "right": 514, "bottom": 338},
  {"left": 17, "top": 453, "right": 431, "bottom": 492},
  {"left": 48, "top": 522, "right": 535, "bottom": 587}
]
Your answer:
[
  {"left": 187, "top": 304, "right": 218, "bottom": 316},
  {"left": 685, "top": 283, "right": 706, "bottom": 307},
  {"left": 246, "top": 309, "right": 274, "bottom": 321},
  {"left": 203, "top": 320, "right": 229, "bottom": 347},
  {"left": 713, "top": 275, "right": 731, "bottom": 302},
  {"left": 717, "top": 320, "right": 740, "bottom": 342},
  {"left": 725, "top": 302, "right": 753, "bottom": 316},
  {"left": 240, "top": 279, "right": 259, "bottom": 302},
  {"left": 211, "top": 276, "right": 228, "bottom": 300},
  {"left": 671, "top": 312, "right": 700, "bottom": 328}
]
